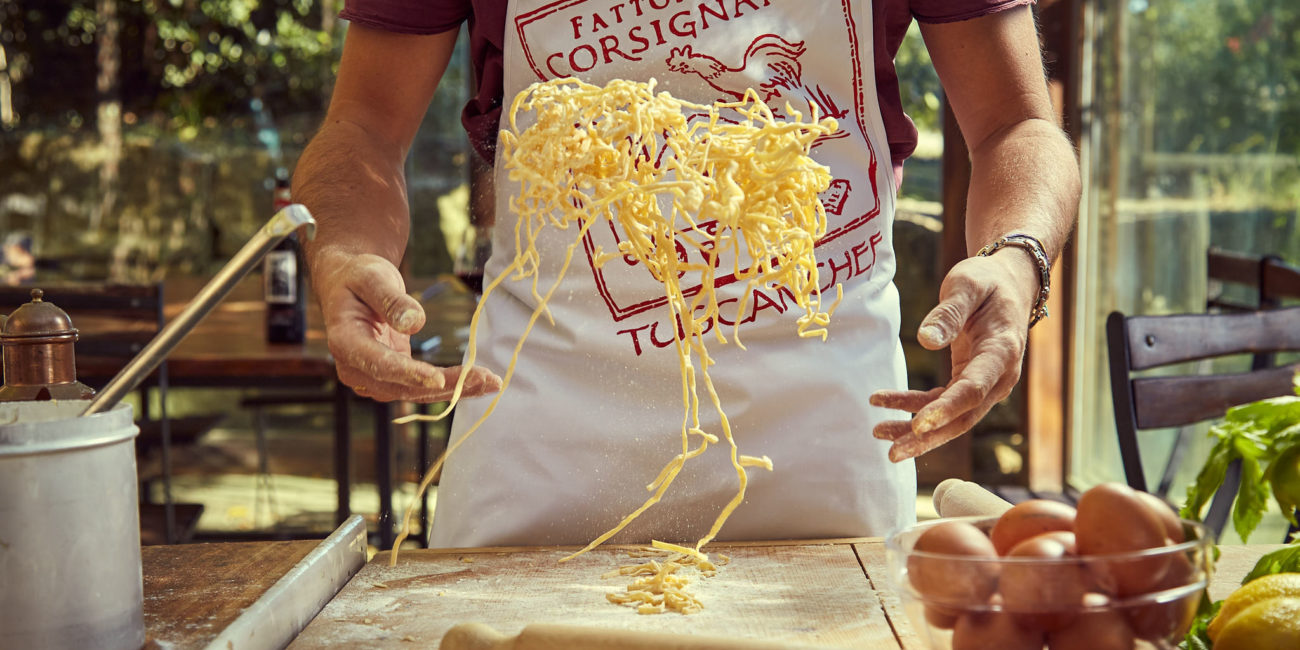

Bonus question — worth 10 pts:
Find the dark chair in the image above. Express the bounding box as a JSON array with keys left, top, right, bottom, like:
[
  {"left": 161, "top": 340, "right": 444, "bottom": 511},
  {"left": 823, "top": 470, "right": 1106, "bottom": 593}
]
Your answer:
[
  {"left": 1129, "top": 250, "right": 1300, "bottom": 502},
  {"left": 0, "top": 283, "right": 221, "bottom": 544},
  {"left": 1207, "top": 247, "right": 1300, "bottom": 313},
  {"left": 1207, "top": 247, "right": 1300, "bottom": 371},
  {"left": 1106, "top": 306, "right": 1300, "bottom": 540}
]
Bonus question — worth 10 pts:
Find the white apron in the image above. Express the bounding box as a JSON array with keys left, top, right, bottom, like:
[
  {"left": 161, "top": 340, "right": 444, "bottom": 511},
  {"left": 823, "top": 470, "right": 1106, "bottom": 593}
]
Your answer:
[{"left": 432, "top": 0, "right": 915, "bottom": 548}]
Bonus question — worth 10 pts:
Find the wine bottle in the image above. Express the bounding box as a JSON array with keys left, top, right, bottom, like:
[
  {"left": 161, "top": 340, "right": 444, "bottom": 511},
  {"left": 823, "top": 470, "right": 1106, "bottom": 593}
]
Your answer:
[{"left": 264, "top": 175, "right": 306, "bottom": 343}]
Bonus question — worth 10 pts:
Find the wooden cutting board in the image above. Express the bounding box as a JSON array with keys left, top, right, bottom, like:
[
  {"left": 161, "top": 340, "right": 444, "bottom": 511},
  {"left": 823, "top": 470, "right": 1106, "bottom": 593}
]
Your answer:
[
  {"left": 289, "top": 541, "right": 904, "bottom": 649},
  {"left": 143, "top": 540, "right": 319, "bottom": 647}
]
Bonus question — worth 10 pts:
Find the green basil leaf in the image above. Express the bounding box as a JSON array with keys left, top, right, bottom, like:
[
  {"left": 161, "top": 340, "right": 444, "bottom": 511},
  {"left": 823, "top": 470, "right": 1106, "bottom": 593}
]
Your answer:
[
  {"left": 1183, "top": 436, "right": 1235, "bottom": 520},
  {"left": 1226, "top": 396, "right": 1300, "bottom": 433},
  {"left": 1271, "top": 423, "right": 1300, "bottom": 449},
  {"left": 1180, "top": 597, "right": 1221, "bottom": 650},
  {"left": 1232, "top": 455, "right": 1269, "bottom": 543},
  {"left": 1266, "top": 444, "right": 1300, "bottom": 527},
  {"left": 1234, "top": 428, "right": 1271, "bottom": 460}
]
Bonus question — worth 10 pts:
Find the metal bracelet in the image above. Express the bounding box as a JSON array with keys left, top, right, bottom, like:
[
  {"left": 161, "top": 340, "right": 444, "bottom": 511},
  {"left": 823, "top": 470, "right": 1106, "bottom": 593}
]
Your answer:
[{"left": 976, "top": 233, "right": 1051, "bottom": 328}]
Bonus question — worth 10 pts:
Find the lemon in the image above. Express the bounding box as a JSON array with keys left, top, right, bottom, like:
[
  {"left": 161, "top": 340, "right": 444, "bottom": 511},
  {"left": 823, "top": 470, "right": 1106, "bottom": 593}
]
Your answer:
[
  {"left": 1207, "top": 572, "right": 1300, "bottom": 640},
  {"left": 1212, "top": 596, "right": 1300, "bottom": 650}
]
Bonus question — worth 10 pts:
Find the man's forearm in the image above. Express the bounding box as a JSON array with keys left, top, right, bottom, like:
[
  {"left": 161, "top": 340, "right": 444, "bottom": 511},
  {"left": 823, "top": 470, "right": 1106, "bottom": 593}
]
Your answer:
[
  {"left": 964, "top": 117, "right": 1080, "bottom": 264},
  {"left": 916, "top": 5, "right": 1081, "bottom": 266},
  {"left": 293, "top": 118, "right": 413, "bottom": 275}
]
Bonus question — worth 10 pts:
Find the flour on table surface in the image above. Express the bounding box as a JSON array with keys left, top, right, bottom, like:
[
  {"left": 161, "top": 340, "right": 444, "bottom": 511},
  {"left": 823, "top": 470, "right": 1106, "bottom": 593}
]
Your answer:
[{"left": 288, "top": 545, "right": 895, "bottom": 649}]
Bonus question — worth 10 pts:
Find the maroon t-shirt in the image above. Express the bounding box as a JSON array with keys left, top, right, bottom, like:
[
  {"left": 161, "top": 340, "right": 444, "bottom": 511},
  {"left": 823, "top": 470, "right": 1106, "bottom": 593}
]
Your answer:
[{"left": 340, "top": 0, "right": 1031, "bottom": 168}]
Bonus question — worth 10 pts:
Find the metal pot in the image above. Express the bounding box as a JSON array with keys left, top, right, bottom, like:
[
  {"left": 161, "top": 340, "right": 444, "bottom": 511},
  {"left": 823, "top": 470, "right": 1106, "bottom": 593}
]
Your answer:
[{"left": 0, "top": 400, "right": 144, "bottom": 650}]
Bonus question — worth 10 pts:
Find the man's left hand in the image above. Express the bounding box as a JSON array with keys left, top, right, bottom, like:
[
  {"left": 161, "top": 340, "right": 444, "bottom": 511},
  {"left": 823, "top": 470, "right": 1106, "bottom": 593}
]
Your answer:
[{"left": 869, "top": 251, "right": 1037, "bottom": 461}]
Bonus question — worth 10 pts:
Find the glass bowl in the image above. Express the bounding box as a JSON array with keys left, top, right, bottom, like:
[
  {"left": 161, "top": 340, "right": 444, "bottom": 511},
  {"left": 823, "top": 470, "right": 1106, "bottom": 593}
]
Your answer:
[{"left": 884, "top": 516, "right": 1213, "bottom": 650}]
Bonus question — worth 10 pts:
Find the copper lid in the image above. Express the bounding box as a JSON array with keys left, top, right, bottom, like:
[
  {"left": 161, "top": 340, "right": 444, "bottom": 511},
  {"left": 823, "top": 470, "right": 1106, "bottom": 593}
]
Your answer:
[
  {"left": 0, "top": 289, "right": 95, "bottom": 401},
  {"left": 3, "top": 289, "right": 77, "bottom": 340}
]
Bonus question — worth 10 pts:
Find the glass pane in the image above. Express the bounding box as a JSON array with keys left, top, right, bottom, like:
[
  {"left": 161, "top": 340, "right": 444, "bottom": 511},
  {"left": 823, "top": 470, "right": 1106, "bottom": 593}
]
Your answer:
[{"left": 1072, "top": 0, "right": 1300, "bottom": 541}]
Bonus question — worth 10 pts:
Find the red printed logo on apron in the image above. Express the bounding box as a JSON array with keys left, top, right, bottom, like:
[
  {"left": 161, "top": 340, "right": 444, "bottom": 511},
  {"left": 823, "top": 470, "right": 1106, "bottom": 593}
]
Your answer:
[{"left": 512, "top": 0, "right": 883, "bottom": 324}]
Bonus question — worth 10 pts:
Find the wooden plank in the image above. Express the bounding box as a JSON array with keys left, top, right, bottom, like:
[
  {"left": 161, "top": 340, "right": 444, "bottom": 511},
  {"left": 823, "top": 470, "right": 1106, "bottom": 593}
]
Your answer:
[
  {"left": 1263, "top": 258, "right": 1300, "bottom": 302},
  {"left": 1208, "top": 247, "right": 1268, "bottom": 288},
  {"left": 142, "top": 539, "right": 318, "bottom": 649},
  {"left": 1123, "top": 307, "right": 1300, "bottom": 370},
  {"left": 1208, "top": 544, "right": 1289, "bottom": 602},
  {"left": 852, "top": 540, "right": 926, "bottom": 650},
  {"left": 289, "top": 543, "right": 899, "bottom": 649},
  {"left": 1132, "top": 362, "right": 1300, "bottom": 429}
]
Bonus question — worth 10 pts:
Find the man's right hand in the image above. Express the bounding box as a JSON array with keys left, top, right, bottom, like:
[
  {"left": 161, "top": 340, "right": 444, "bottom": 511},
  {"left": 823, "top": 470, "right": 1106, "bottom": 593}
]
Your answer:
[{"left": 315, "top": 250, "right": 501, "bottom": 403}]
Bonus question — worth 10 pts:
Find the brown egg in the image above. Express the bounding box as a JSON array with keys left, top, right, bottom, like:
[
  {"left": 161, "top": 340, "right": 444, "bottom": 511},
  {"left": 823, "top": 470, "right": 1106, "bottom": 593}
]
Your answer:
[
  {"left": 1075, "top": 483, "right": 1171, "bottom": 595},
  {"left": 1046, "top": 609, "right": 1136, "bottom": 650},
  {"left": 1134, "top": 489, "right": 1185, "bottom": 543},
  {"left": 923, "top": 603, "right": 958, "bottom": 630},
  {"left": 1032, "top": 530, "right": 1078, "bottom": 555},
  {"left": 990, "top": 499, "right": 1078, "bottom": 555},
  {"left": 952, "top": 611, "right": 1045, "bottom": 650},
  {"left": 907, "top": 521, "right": 1000, "bottom": 608},
  {"left": 1123, "top": 551, "right": 1200, "bottom": 640},
  {"left": 1000, "top": 532, "right": 1088, "bottom": 632}
]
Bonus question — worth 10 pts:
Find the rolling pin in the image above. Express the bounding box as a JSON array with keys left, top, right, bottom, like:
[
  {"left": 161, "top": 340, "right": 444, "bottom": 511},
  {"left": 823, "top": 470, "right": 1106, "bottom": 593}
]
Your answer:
[
  {"left": 932, "top": 478, "right": 1014, "bottom": 518},
  {"left": 441, "top": 622, "right": 820, "bottom": 650}
]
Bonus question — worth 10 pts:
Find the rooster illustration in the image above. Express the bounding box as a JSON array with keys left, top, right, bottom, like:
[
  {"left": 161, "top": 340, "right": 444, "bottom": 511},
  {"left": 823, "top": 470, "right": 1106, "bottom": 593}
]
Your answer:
[{"left": 665, "top": 34, "right": 850, "bottom": 143}]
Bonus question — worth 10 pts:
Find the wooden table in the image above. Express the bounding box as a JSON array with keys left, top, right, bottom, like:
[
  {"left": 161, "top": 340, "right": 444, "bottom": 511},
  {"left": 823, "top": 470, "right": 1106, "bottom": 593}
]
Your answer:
[
  {"left": 143, "top": 540, "right": 319, "bottom": 648},
  {"left": 142, "top": 537, "right": 1287, "bottom": 650}
]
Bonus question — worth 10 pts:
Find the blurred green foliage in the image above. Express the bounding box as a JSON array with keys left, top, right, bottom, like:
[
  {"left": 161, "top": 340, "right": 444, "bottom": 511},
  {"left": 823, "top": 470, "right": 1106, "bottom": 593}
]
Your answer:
[
  {"left": 1096, "top": 0, "right": 1300, "bottom": 208},
  {"left": 0, "top": 0, "right": 475, "bottom": 279},
  {"left": 894, "top": 21, "right": 941, "bottom": 134},
  {"left": 1, "top": 0, "right": 341, "bottom": 130},
  {"left": 1127, "top": 0, "right": 1298, "bottom": 158}
]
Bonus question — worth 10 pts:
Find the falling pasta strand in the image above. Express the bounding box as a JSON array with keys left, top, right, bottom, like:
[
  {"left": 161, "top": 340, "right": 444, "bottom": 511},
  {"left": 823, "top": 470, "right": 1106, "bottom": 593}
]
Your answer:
[{"left": 391, "top": 79, "right": 839, "bottom": 615}]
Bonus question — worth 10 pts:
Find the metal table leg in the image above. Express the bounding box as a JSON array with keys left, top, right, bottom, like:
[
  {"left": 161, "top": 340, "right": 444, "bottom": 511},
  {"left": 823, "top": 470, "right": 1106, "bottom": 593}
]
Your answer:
[
  {"left": 375, "top": 400, "right": 394, "bottom": 549},
  {"left": 417, "top": 403, "right": 430, "bottom": 547},
  {"left": 334, "top": 381, "right": 352, "bottom": 527}
]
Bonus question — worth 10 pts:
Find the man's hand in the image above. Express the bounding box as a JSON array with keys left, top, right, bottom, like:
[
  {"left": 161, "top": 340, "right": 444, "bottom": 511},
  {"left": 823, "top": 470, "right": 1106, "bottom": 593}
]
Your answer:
[
  {"left": 870, "top": 251, "right": 1036, "bottom": 461},
  {"left": 316, "top": 250, "right": 501, "bottom": 403}
]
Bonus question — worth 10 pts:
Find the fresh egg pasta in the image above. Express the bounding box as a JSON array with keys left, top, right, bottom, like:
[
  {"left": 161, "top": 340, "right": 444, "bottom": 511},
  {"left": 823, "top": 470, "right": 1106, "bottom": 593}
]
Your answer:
[{"left": 392, "top": 77, "right": 837, "bottom": 613}]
